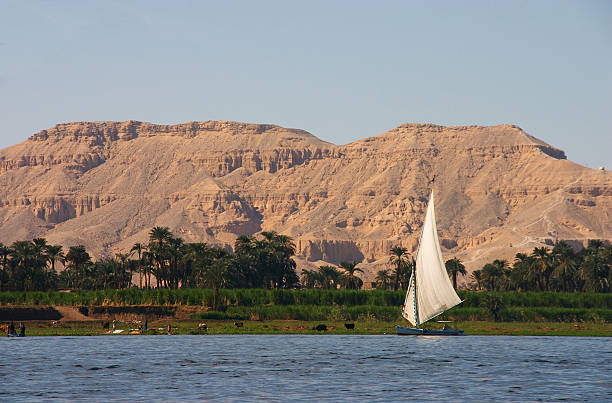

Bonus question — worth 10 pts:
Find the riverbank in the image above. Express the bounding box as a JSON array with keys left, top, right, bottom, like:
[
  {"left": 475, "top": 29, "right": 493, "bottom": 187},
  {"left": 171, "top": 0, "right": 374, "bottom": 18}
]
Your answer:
[
  {"left": 2, "top": 290, "right": 611, "bottom": 336},
  {"left": 11, "top": 319, "right": 612, "bottom": 337}
]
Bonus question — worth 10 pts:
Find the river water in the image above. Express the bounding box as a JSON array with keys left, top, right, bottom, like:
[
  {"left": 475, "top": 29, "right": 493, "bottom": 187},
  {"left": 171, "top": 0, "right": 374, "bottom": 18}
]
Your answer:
[{"left": 1, "top": 335, "right": 610, "bottom": 402}]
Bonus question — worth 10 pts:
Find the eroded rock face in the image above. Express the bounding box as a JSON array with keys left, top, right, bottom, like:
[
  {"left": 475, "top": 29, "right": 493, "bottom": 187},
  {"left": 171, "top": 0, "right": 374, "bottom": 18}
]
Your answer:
[{"left": 0, "top": 120, "right": 610, "bottom": 282}]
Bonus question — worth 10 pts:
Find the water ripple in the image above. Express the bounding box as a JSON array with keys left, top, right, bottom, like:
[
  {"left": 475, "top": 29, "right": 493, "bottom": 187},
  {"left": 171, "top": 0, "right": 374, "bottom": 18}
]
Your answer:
[{"left": 0, "top": 335, "right": 609, "bottom": 401}]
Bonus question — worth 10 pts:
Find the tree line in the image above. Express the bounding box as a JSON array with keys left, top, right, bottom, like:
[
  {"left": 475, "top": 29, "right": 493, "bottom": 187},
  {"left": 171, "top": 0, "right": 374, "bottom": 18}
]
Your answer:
[
  {"left": 0, "top": 228, "right": 299, "bottom": 299},
  {"left": 365, "top": 241, "right": 611, "bottom": 294},
  {"left": 0, "top": 228, "right": 610, "bottom": 296},
  {"left": 468, "top": 240, "right": 611, "bottom": 293}
]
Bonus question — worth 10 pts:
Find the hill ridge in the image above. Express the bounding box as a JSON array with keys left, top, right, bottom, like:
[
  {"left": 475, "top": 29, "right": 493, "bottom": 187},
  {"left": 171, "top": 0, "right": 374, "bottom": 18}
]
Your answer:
[{"left": 0, "top": 120, "right": 609, "bottom": 282}]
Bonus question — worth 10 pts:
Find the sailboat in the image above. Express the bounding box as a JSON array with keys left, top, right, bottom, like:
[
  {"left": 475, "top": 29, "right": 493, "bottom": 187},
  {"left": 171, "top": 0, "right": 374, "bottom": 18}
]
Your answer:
[{"left": 396, "top": 190, "right": 464, "bottom": 336}]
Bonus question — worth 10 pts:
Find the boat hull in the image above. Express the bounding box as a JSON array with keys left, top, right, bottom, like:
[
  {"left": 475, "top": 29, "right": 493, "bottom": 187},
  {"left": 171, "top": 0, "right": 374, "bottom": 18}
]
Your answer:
[{"left": 396, "top": 325, "right": 464, "bottom": 336}]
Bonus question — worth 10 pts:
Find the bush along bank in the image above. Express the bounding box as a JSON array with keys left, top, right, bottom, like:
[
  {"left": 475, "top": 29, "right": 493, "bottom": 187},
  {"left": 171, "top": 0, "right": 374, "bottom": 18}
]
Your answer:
[
  {"left": 2, "top": 289, "right": 611, "bottom": 308},
  {"left": 194, "top": 302, "right": 612, "bottom": 323},
  {"left": 1, "top": 289, "right": 611, "bottom": 323}
]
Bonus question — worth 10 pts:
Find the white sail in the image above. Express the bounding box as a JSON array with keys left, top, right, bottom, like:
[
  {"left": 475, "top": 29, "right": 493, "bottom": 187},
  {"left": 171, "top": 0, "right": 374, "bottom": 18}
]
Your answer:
[
  {"left": 401, "top": 271, "right": 417, "bottom": 324},
  {"left": 402, "top": 190, "right": 462, "bottom": 327}
]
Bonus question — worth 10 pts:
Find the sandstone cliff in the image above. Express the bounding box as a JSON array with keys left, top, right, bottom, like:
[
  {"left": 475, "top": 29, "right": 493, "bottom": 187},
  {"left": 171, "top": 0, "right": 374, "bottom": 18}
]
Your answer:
[{"left": 1, "top": 120, "right": 610, "bottom": 284}]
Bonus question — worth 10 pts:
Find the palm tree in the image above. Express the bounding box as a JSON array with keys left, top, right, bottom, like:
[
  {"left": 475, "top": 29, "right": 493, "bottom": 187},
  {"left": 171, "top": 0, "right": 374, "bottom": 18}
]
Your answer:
[
  {"left": 150, "top": 226, "right": 172, "bottom": 245},
  {"left": 579, "top": 254, "right": 610, "bottom": 293},
  {"left": 202, "top": 258, "right": 230, "bottom": 311},
  {"left": 531, "top": 247, "right": 551, "bottom": 291},
  {"left": 0, "top": 242, "right": 9, "bottom": 290},
  {"left": 184, "top": 243, "right": 229, "bottom": 289},
  {"left": 261, "top": 231, "right": 278, "bottom": 241},
  {"left": 445, "top": 257, "right": 467, "bottom": 290},
  {"left": 10, "top": 241, "right": 40, "bottom": 290},
  {"left": 481, "top": 260, "right": 506, "bottom": 291},
  {"left": 167, "top": 237, "right": 185, "bottom": 289},
  {"left": 493, "top": 259, "right": 510, "bottom": 290},
  {"left": 551, "top": 241, "right": 577, "bottom": 291},
  {"left": 45, "top": 245, "right": 64, "bottom": 274},
  {"left": 389, "top": 246, "right": 409, "bottom": 291},
  {"left": 318, "top": 265, "right": 341, "bottom": 289},
  {"left": 470, "top": 269, "right": 483, "bottom": 290},
  {"left": 235, "top": 235, "right": 257, "bottom": 253},
  {"left": 239, "top": 231, "right": 299, "bottom": 289},
  {"left": 300, "top": 269, "right": 321, "bottom": 288},
  {"left": 116, "top": 253, "right": 132, "bottom": 288},
  {"left": 511, "top": 253, "right": 533, "bottom": 291},
  {"left": 149, "top": 227, "right": 173, "bottom": 288},
  {"left": 32, "top": 237, "right": 48, "bottom": 251},
  {"left": 587, "top": 239, "right": 603, "bottom": 252},
  {"left": 141, "top": 250, "right": 154, "bottom": 289},
  {"left": 93, "top": 259, "right": 115, "bottom": 289},
  {"left": 232, "top": 235, "right": 264, "bottom": 288},
  {"left": 300, "top": 265, "right": 342, "bottom": 289},
  {"left": 263, "top": 232, "right": 298, "bottom": 289},
  {"left": 605, "top": 245, "right": 612, "bottom": 291},
  {"left": 130, "top": 242, "right": 145, "bottom": 288},
  {"left": 0, "top": 242, "right": 10, "bottom": 272},
  {"left": 64, "top": 245, "right": 92, "bottom": 289},
  {"left": 375, "top": 269, "right": 392, "bottom": 290},
  {"left": 399, "top": 257, "right": 415, "bottom": 291},
  {"left": 338, "top": 261, "right": 363, "bottom": 290}
]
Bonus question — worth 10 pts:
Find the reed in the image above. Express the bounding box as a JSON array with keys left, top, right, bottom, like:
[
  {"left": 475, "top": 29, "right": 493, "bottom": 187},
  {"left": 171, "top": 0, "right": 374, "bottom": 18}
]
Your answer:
[
  {"left": 441, "top": 306, "right": 612, "bottom": 323},
  {"left": 1, "top": 289, "right": 611, "bottom": 315},
  {"left": 190, "top": 304, "right": 612, "bottom": 323},
  {"left": 458, "top": 291, "right": 612, "bottom": 309}
]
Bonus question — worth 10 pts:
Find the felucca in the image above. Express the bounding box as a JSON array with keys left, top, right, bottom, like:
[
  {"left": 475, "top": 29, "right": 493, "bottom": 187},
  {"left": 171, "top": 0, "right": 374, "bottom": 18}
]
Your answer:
[{"left": 396, "top": 190, "right": 464, "bottom": 335}]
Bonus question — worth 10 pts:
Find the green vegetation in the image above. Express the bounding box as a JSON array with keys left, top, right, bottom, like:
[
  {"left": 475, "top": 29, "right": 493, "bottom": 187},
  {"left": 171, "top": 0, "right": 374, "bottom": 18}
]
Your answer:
[
  {"left": 1, "top": 227, "right": 611, "bottom": 337},
  {"left": 1, "top": 228, "right": 610, "bottom": 298},
  {"left": 389, "top": 246, "right": 413, "bottom": 291},
  {"left": 17, "top": 320, "right": 612, "bottom": 337},
  {"left": 0, "top": 228, "right": 301, "bottom": 292},
  {"left": 0, "top": 288, "right": 404, "bottom": 307},
  {"left": 193, "top": 304, "right": 400, "bottom": 321},
  {"left": 2, "top": 288, "right": 611, "bottom": 308},
  {"left": 1, "top": 289, "right": 611, "bottom": 324},
  {"left": 458, "top": 290, "right": 612, "bottom": 309},
  {"left": 467, "top": 240, "right": 611, "bottom": 293}
]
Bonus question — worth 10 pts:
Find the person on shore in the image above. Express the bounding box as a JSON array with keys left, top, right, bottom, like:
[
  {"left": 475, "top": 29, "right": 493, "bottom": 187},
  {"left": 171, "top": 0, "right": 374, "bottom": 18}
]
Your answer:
[
  {"left": 7, "top": 322, "right": 15, "bottom": 336},
  {"left": 19, "top": 323, "right": 25, "bottom": 337},
  {"left": 143, "top": 320, "right": 148, "bottom": 331},
  {"left": 167, "top": 323, "right": 171, "bottom": 335}
]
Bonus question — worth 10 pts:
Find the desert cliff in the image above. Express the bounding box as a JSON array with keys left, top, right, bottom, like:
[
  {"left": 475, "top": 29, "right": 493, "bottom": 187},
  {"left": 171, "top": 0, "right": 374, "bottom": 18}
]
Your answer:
[{"left": 1, "top": 120, "right": 610, "bottom": 283}]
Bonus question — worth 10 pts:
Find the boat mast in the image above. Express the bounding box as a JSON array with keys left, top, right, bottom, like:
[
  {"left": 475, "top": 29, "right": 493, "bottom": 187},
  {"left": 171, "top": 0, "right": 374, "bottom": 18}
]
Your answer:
[{"left": 413, "top": 264, "right": 419, "bottom": 328}]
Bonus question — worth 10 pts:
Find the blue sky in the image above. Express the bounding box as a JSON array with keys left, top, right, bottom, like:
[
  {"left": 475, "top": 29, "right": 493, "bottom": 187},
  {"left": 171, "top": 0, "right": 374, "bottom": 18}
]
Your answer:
[{"left": 1, "top": 0, "right": 611, "bottom": 168}]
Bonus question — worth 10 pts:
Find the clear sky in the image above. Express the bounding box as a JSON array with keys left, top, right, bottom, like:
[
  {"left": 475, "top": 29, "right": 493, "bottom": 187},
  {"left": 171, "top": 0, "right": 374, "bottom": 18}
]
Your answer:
[{"left": 1, "top": 1, "right": 611, "bottom": 168}]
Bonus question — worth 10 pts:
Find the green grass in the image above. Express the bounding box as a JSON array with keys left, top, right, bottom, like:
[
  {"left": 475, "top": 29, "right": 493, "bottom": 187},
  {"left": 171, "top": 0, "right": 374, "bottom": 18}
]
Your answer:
[{"left": 18, "top": 319, "right": 612, "bottom": 337}]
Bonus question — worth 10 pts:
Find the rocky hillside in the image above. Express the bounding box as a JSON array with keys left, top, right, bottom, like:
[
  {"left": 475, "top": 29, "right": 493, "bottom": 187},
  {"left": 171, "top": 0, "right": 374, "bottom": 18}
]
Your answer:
[{"left": 1, "top": 120, "right": 610, "bottom": 283}]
